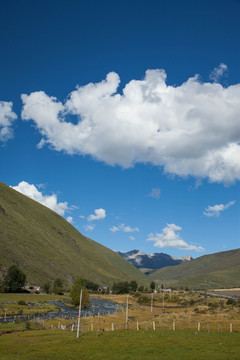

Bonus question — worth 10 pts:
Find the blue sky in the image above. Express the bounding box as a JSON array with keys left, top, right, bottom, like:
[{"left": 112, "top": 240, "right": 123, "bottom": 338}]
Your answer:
[{"left": 0, "top": 0, "right": 239, "bottom": 258}]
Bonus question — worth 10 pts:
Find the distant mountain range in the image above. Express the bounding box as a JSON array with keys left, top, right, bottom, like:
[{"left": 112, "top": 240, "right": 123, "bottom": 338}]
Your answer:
[{"left": 118, "top": 250, "right": 192, "bottom": 272}]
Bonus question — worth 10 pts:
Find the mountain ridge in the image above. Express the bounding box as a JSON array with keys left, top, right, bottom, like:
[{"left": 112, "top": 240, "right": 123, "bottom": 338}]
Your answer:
[
  {"left": 0, "top": 181, "right": 149, "bottom": 288},
  {"left": 117, "top": 249, "right": 192, "bottom": 272},
  {"left": 148, "top": 248, "right": 240, "bottom": 289}
]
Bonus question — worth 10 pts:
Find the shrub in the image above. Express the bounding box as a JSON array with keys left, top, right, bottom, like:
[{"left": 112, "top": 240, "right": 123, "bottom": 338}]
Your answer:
[
  {"left": 226, "top": 299, "right": 236, "bottom": 305},
  {"left": 137, "top": 296, "right": 151, "bottom": 305},
  {"left": 18, "top": 300, "right": 26, "bottom": 305}
]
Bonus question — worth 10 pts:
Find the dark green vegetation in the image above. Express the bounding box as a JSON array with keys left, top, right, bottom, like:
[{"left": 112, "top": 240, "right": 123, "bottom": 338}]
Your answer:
[
  {"left": 0, "top": 182, "right": 148, "bottom": 288},
  {"left": 3, "top": 265, "right": 26, "bottom": 293},
  {"left": 70, "top": 278, "right": 89, "bottom": 307},
  {"left": 112, "top": 280, "right": 139, "bottom": 294},
  {"left": 149, "top": 248, "right": 240, "bottom": 289},
  {"left": 0, "top": 329, "right": 239, "bottom": 360}
]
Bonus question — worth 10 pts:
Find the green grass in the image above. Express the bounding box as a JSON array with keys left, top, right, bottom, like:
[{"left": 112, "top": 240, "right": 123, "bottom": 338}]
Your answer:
[
  {"left": 0, "top": 329, "right": 239, "bottom": 360},
  {"left": 149, "top": 248, "right": 240, "bottom": 289},
  {"left": 0, "top": 181, "right": 148, "bottom": 287}
]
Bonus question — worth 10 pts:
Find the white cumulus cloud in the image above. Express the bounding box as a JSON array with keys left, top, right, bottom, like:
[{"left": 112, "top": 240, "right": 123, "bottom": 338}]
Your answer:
[
  {"left": 21, "top": 68, "right": 240, "bottom": 184},
  {"left": 0, "top": 101, "right": 17, "bottom": 142},
  {"left": 11, "top": 181, "right": 69, "bottom": 216},
  {"left": 88, "top": 208, "right": 106, "bottom": 221},
  {"left": 110, "top": 223, "right": 139, "bottom": 233},
  {"left": 147, "top": 223, "right": 204, "bottom": 251},
  {"left": 203, "top": 200, "right": 236, "bottom": 217}
]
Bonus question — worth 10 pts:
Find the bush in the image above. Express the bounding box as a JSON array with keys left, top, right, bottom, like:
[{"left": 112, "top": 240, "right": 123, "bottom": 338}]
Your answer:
[
  {"left": 18, "top": 300, "right": 26, "bottom": 305},
  {"left": 226, "top": 298, "right": 236, "bottom": 305},
  {"left": 137, "top": 296, "right": 151, "bottom": 305}
]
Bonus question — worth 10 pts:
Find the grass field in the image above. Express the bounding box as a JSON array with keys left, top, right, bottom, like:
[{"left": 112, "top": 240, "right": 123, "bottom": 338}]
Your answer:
[
  {"left": 0, "top": 329, "right": 239, "bottom": 360},
  {"left": 1, "top": 292, "right": 240, "bottom": 359}
]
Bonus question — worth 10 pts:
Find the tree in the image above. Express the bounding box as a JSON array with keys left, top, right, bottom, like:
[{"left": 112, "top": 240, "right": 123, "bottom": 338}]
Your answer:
[
  {"left": 43, "top": 282, "right": 51, "bottom": 294},
  {"left": 53, "top": 278, "right": 63, "bottom": 294},
  {"left": 3, "top": 265, "right": 26, "bottom": 293},
  {"left": 112, "top": 281, "right": 130, "bottom": 294},
  {"left": 129, "top": 280, "right": 138, "bottom": 292},
  {"left": 71, "top": 277, "right": 89, "bottom": 308},
  {"left": 82, "top": 279, "right": 99, "bottom": 292},
  {"left": 150, "top": 281, "right": 156, "bottom": 292},
  {"left": 138, "top": 285, "right": 144, "bottom": 292}
]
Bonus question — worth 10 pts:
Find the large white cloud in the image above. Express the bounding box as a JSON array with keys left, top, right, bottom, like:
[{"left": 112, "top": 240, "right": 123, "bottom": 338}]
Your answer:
[
  {"left": 21, "top": 67, "right": 240, "bottom": 184},
  {"left": 147, "top": 223, "right": 204, "bottom": 251},
  {"left": 0, "top": 101, "right": 17, "bottom": 142},
  {"left": 203, "top": 200, "right": 236, "bottom": 217},
  {"left": 12, "top": 181, "right": 69, "bottom": 216}
]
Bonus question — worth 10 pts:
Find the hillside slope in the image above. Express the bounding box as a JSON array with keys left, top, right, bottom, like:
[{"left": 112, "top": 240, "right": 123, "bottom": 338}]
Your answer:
[
  {"left": 149, "top": 249, "right": 240, "bottom": 289},
  {"left": 0, "top": 182, "right": 148, "bottom": 288}
]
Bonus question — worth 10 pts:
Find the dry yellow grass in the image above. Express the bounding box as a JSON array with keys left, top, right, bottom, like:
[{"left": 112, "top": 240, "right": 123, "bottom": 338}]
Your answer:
[{"left": 41, "top": 291, "right": 240, "bottom": 334}]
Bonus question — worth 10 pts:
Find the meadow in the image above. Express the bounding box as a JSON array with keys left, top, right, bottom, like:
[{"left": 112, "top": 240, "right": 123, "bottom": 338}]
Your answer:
[
  {"left": 0, "top": 291, "right": 240, "bottom": 359},
  {"left": 0, "top": 329, "right": 240, "bottom": 360}
]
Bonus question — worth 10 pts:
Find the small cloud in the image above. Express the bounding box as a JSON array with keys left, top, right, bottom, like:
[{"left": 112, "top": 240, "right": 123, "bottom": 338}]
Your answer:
[
  {"left": 195, "top": 179, "right": 203, "bottom": 189},
  {"left": 11, "top": 181, "right": 70, "bottom": 216},
  {"left": 88, "top": 208, "right": 106, "bottom": 221},
  {"left": 110, "top": 223, "right": 139, "bottom": 233},
  {"left": 66, "top": 216, "right": 73, "bottom": 224},
  {"left": 0, "top": 101, "right": 17, "bottom": 142},
  {"left": 148, "top": 188, "right": 161, "bottom": 199},
  {"left": 79, "top": 215, "right": 86, "bottom": 219},
  {"left": 129, "top": 236, "right": 135, "bottom": 241},
  {"left": 203, "top": 200, "right": 236, "bottom": 217},
  {"left": 209, "top": 63, "right": 228, "bottom": 83},
  {"left": 110, "top": 226, "right": 119, "bottom": 233},
  {"left": 84, "top": 224, "right": 95, "bottom": 231},
  {"left": 147, "top": 223, "right": 204, "bottom": 251}
]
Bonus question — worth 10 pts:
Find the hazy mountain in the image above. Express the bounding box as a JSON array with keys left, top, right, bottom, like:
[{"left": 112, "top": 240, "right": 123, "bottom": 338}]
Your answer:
[{"left": 117, "top": 250, "right": 192, "bottom": 272}]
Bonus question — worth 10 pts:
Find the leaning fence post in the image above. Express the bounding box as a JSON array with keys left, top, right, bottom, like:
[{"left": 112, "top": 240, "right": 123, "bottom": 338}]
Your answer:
[
  {"left": 230, "top": 323, "right": 232, "bottom": 333},
  {"left": 198, "top": 322, "right": 200, "bottom": 332},
  {"left": 173, "top": 321, "right": 175, "bottom": 331},
  {"left": 112, "top": 323, "right": 114, "bottom": 331},
  {"left": 137, "top": 321, "right": 139, "bottom": 331},
  {"left": 153, "top": 321, "right": 155, "bottom": 331}
]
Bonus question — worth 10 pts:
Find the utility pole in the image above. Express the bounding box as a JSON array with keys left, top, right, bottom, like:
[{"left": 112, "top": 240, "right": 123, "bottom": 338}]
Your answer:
[
  {"left": 162, "top": 291, "right": 164, "bottom": 308},
  {"left": 126, "top": 295, "right": 129, "bottom": 326},
  {"left": 151, "top": 293, "right": 153, "bottom": 312},
  {"left": 77, "top": 289, "right": 82, "bottom": 338}
]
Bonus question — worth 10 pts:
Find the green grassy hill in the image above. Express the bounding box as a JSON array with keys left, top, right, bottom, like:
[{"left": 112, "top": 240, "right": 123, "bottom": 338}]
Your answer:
[
  {"left": 148, "top": 249, "right": 240, "bottom": 289},
  {"left": 0, "top": 182, "right": 149, "bottom": 288}
]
